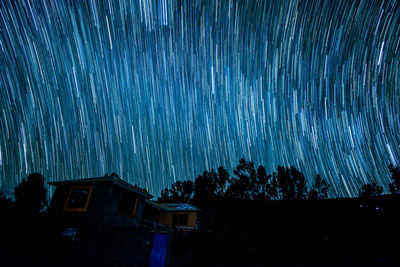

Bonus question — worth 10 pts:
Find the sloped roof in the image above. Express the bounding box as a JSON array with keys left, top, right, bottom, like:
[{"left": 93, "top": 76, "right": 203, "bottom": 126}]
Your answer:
[
  {"left": 146, "top": 201, "right": 198, "bottom": 212},
  {"left": 49, "top": 175, "right": 152, "bottom": 199}
]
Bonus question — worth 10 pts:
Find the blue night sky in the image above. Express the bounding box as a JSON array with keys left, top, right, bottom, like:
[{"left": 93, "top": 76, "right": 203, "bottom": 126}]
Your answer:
[{"left": 0, "top": 0, "right": 399, "bottom": 198}]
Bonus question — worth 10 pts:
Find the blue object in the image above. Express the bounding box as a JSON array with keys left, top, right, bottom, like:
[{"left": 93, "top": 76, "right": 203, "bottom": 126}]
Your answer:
[{"left": 149, "top": 233, "right": 168, "bottom": 267}]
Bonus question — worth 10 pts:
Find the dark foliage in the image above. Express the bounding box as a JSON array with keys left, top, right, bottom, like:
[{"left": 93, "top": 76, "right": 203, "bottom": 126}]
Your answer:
[
  {"left": 0, "top": 192, "right": 14, "bottom": 215},
  {"left": 216, "top": 166, "right": 230, "bottom": 198},
  {"left": 255, "top": 165, "right": 278, "bottom": 200},
  {"left": 225, "top": 158, "right": 257, "bottom": 200},
  {"left": 275, "top": 166, "right": 308, "bottom": 200},
  {"left": 158, "top": 159, "right": 329, "bottom": 204},
  {"left": 158, "top": 180, "right": 194, "bottom": 203},
  {"left": 359, "top": 182, "right": 383, "bottom": 198},
  {"left": 223, "top": 158, "right": 278, "bottom": 201},
  {"left": 14, "top": 173, "right": 48, "bottom": 216},
  {"left": 193, "top": 170, "right": 218, "bottom": 204},
  {"left": 158, "top": 166, "right": 231, "bottom": 204},
  {"left": 388, "top": 164, "right": 400, "bottom": 194},
  {"left": 308, "top": 175, "right": 330, "bottom": 200}
]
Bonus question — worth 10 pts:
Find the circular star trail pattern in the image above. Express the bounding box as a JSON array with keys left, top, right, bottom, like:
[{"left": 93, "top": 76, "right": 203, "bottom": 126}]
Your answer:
[{"left": 1, "top": 0, "right": 400, "bottom": 198}]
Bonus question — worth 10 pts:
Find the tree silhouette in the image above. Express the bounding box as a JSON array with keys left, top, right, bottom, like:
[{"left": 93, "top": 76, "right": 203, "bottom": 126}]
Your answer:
[
  {"left": 253, "top": 166, "right": 277, "bottom": 200},
  {"left": 158, "top": 166, "right": 232, "bottom": 205},
  {"left": 0, "top": 193, "right": 14, "bottom": 216},
  {"left": 388, "top": 164, "right": 400, "bottom": 194},
  {"left": 276, "top": 166, "right": 307, "bottom": 200},
  {"left": 158, "top": 180, "right": 194, "bottom": 203},
  {"left": 193, "top": 170, "right": 218, "bottom": 204},
  {"left": 359, "top": 182, "right": 383, "bottom": 198},
  {"left": 14, "top": 173, "right": 47, "bottom": 216},
  {"left": 216, "top": 166, "right": 230, "bottom": 198},
  {"left": 308, "top": 175, "right": 329, "bottom": 200},
  {"left": 225, "top": 158, "right": 258, "bottom": 200},
  {"left": 158, "top": 161, "right": 332, "bottom": 203},
  {"left": 193, "top": 167, "right": 231, "bottom": 204}
]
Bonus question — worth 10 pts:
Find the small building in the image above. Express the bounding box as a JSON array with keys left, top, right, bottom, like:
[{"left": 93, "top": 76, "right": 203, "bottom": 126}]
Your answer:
[
  {"left": 49, "top": 174, "right": 152, "bottom": 228},
  {"left": 48, "top": 174, "right": 173, "bottom": 267},
  {"left": 144, "top": 202, "right": 202, "bottom": 231}
]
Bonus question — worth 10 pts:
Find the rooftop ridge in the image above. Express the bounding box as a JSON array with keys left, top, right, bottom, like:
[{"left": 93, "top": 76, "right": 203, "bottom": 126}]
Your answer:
[{"left": 49, "top": 175, "right": 152, "bottom": 198}]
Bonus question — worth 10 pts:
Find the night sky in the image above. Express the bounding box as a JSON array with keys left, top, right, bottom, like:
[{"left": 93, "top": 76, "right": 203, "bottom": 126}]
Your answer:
[{"left": 1, "top": 0, "right": 399, "bottom": 198}]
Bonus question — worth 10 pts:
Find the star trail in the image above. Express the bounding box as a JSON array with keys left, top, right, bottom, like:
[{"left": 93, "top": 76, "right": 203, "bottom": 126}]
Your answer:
[{"left": 1, "top": 0, "right": 400, "bottom": 198}]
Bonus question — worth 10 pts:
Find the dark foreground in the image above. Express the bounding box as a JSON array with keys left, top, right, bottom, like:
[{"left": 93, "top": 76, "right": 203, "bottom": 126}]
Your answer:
[{"left": 1, "top": 196, "right": 400, "bottom": 266}]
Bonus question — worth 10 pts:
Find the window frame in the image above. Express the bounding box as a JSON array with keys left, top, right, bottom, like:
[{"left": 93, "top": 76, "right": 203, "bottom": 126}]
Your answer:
[
  {"left": 173, "top": 213, "right": 189, "bottom": 226},
  {"left": 117, "top": 191, "right": 139, "bottom": 217},
  {"left": 63, "top": 185, "right": 94, "bottom": 212}
]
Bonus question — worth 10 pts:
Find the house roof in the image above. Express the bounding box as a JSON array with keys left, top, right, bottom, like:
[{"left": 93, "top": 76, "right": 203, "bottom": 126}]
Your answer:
[
  {"left": 146, "top": 201, "right": 199, "bottom": 212},
  {"left": 49, "top": 175, "right": 153, "bottom": 199}
]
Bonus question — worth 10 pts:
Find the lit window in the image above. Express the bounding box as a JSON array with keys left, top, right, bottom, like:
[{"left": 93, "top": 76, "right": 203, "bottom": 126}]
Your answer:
[{"left": 64, "top": 186, "right": 93, "bottom": 212}]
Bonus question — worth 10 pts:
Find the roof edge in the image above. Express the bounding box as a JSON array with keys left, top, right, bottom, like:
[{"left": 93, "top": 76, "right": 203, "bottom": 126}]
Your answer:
[{"left": 48, "top": 175, "right": 153, "bottom": 199}]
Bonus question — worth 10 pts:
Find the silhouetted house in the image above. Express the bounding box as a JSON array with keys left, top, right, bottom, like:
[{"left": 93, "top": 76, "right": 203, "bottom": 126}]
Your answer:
[{"left": 48, "top": 174, "right": 173, "bottom": 267}]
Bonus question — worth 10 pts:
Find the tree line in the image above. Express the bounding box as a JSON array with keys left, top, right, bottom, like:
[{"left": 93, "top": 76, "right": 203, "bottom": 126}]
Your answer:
[
  {"left": 158, "top": 158, "right": 400, "bottom": 205},
  {"left": 0, "top": 173, "right": 47, "bottom": 218},
  {"left": 0, "top": 162, "right": 399, "bottom": 215}
]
